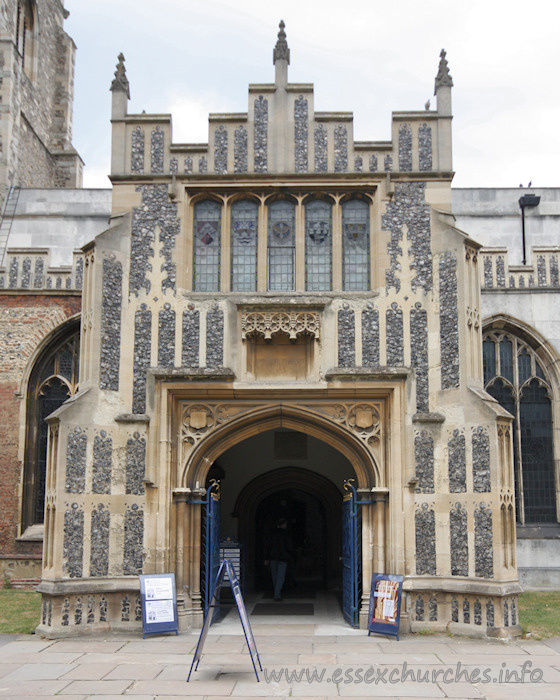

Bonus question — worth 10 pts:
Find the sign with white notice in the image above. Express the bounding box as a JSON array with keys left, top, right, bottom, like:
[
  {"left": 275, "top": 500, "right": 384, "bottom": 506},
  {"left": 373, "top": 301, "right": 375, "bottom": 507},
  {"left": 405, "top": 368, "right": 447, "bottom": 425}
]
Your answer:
[{"left": 139, "top": 573, "right": 178, "bottom": 638}]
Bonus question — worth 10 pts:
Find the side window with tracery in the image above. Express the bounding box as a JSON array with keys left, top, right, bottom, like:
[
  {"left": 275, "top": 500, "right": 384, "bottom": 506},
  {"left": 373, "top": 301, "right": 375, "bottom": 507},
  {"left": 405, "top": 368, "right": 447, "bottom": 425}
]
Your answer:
[
  {"left": 305, "top": 198, "right": 332, "bottom": 291},
  {"left": 231, "top": 199, "right": 258, "bottom": 292},
  {"left": 342, "top": 198, "right": 370, "bottom": 291},
  {"left": 193, "top": 200, "right": 221, "bottom": 292},
  {"left": 22, "top": 328, "right": 80, "bottom": 532},
  {"left": 483, "top": 331, "right": 556, "bottom": 524},
  {"left": 16, "top": 1, "right": 37, "bottom": 79},
  {"left": 268, "top": 199, "right": 295, "bottom": 291}
]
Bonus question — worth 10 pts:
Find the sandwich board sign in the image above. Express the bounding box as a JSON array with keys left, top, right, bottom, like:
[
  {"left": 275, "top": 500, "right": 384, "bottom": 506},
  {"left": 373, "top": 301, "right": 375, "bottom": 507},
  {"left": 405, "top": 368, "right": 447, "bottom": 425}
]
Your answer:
[
  {"left": 367, "top": 573, "right": 404, "bottom": 640},
  {"left": 188, "top": 559, "right": 262, "bottom": 682},
  {"left": 139, "top": 573, "right": 178, "bottom": 638}
]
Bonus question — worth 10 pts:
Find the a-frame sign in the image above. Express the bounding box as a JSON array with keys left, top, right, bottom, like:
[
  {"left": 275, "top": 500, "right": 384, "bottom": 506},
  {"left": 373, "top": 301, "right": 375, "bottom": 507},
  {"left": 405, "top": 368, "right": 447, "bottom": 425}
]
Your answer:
[{"left": 187, "top": 559, "right": 262, "bottom": 682}]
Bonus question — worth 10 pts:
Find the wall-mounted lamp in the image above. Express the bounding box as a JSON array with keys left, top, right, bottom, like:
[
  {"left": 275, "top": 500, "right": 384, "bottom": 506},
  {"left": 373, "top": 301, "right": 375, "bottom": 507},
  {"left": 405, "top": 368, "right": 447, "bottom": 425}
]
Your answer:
[{"left": 519, "top": 194, "right": 540, "bottom": 265}]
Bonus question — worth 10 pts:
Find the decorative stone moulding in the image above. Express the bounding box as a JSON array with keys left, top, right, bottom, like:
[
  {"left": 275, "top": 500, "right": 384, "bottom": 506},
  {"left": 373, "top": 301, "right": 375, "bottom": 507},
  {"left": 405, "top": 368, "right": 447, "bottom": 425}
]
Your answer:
[{"left": 241, "top": 310, "right": 320, "bottom": 341}]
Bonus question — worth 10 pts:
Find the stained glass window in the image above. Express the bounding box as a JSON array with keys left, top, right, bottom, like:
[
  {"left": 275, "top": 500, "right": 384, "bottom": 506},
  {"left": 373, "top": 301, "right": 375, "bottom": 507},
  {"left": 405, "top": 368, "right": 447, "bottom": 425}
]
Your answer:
[
  {"left": 483, "top": 331, "right": 556, "bottom": 524},
  {"left": 268, "top": 199, "right": 295, "bottom": 291},
  {"left": 342, "top": 199, "right": 370, "bottom": 291},
  {"left": 305, "top": 199, "right": 332, "bottom": 291},
  {"left": 231, "top": 200, "right": 258, "bottom": 291},
  {"left": 193, "top": 200, "right": 221, "bottom": 291}
]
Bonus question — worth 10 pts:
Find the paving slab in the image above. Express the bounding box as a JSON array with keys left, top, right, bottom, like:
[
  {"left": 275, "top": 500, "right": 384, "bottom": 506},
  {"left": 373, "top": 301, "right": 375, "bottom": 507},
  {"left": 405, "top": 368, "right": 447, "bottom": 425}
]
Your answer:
[
  {"left": 127, "top": 679, "right": 236, "bottom": 694},
  {"left": 0, "top": 679, "right": 72, "bottom": 695},
  {"left": 57, "top": 679, "right": 133, "bottom": 695},
  {"left": 1, "top": 662, "right": 77, "bottom": 680},
  {"left": 61, "top": 662, "right": 120, "bottom": 680}
]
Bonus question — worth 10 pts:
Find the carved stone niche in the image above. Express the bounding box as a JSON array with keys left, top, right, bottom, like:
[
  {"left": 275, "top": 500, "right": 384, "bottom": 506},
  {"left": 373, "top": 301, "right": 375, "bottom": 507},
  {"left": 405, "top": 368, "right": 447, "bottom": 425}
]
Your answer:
[{"left": 241, "top": 310, "right": 320, "bottom": 381}]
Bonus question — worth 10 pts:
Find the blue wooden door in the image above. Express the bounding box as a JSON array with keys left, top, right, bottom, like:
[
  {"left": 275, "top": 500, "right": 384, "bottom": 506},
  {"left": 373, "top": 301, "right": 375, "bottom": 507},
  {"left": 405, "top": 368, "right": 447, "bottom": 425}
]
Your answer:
[
  {"left": 342, "top": 480, "right": 360, "bottom": 627},
  {"left": 203, "top": 480, "right": 221, "bottom": 618}
]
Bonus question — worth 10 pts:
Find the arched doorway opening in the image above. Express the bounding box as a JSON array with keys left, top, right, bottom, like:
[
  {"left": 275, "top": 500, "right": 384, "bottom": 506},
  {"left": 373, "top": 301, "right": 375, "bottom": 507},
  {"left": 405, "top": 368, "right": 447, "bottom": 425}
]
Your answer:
[{"left": 233, "top": 466, "right": 343, "bottom": 594}]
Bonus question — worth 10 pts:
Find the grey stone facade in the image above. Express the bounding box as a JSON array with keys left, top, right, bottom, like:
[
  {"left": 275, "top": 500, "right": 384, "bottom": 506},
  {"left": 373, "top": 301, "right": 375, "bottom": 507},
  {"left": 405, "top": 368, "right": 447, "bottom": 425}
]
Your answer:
[
  {"left": 474, "top": 504, "right": 493, "bottom": 578},
  {"left": 294, "top": 96, "right": 308, "bottom": 173},
  {"left": 131, "top": 127, "right": 145, "bottom": 174},
  {"left": 439, "top": 252, "right": 460, "bottom": 389},
  {"left": 123, "top": 507, "right": 144, "bottom": 575},
  {"left": 314, "top": 125, "right": 327, "bottom": 173},
  {"left": 158, "top": 304, "right": 175, "bottom": 367},
  {"left": 63, "top": 505, "right": 84, "bottom": 578},
  {"left": 338, "top": 306, "right": 355, "bottom": 367},
  {"left": 415, "top": 504, "right": 436, "bottom": 575},
  {"left": 132, "top": 306, "right": 151, "bottom": 414},
  {"left": 410, "top": 305, "right": 429, "bottom": 413},
  {"left": 90, "top": 505, "right": 110, "bottom": 577},
  {"left": 254, "top": 96, "right": 268, "bottom": 173},
  {"left": 99, "top": 257, "right": 122, "bottom": 391},
  {"left": 472, "top": 427, "right": 491, "bottom": 492},
  {"left": 361, "top": 305, "right": 379, "bottom": 366},
  {"left": 334, "top": 125, "right": 348, "bottom": 173},
  {"left": 150, "top": 127, "right": 164, "bottom": 174},
  {"left": 92, "top": 433, "right": 112, "bottom": 495},
  {"left": 450, "top": 503, "right": 468, "bottom": 576},
  {"left": 65, "top": 428, "right": 86, "bottom": 494},
  {"left": 386, "top": 304, "right": 403, "bottom": 365},
  {"left": 414, "top": 432, "right": 434, "bottom": 493},
  {"left": 448, "top": 430, "right": 466, "bottom": 493},
  {"left": 182, "top": 308, "right": 200, "bottom": 367},
  {"left": 214, "top": 125, "right": 228, "bottom": 175},
  {"left": 418, "top": 124, "right": 432, "bottom": 171},
  {"left": 126, "top": 432, "right": 146, "bottom": 496},
  {"left": 398, "top": 124, "right": 412, "bottom": 171},
  {"left": 234, "top": 126, "right": 248, "bottom": 174},
  {"left": 206, "top": 306, "right": 224, "bottom": 368}
]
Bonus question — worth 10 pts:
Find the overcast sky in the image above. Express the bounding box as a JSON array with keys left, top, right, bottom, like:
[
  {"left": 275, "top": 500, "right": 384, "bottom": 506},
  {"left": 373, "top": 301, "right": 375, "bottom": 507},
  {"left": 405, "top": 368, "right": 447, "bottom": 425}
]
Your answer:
[{"left": 64, "top": 0, "right": 558, "bottom": 190}]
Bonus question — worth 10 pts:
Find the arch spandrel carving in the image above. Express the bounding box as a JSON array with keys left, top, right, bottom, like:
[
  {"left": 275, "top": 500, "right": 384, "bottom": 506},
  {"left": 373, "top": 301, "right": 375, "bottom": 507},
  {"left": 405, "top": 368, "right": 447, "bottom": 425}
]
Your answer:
[{"left": 178, "top": 400, "right": 384, "bottom": 489}]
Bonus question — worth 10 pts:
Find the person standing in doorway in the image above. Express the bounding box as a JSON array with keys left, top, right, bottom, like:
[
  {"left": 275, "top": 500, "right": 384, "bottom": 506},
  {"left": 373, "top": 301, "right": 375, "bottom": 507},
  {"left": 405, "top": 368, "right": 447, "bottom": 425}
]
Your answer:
[{"left": 264, "top": 517, "right": 291, "bottom": 601}]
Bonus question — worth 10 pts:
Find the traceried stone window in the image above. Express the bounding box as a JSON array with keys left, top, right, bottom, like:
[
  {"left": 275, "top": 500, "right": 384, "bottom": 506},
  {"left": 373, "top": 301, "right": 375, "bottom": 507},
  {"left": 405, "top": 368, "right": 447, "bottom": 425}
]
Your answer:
[
  {"left": 268, "top": 199, "right": 296, "bottom": 291},
  {"left": 342, "top": 199, "right": 370, "bottom": 291},
  {"left": 193, "top": 200, "right": 221, "bottom": 292},
  {"left": 305, "top": 199, "right": 332, "bottom": 291},
  {"left": 483, "top": 331, "right": 556, "bottom": 524},
  {"left": 231, "top": 199, "right": 258, "bottom": 292},
  {"left": 22, "top": 325, "right": 80, "bottom": 532}
]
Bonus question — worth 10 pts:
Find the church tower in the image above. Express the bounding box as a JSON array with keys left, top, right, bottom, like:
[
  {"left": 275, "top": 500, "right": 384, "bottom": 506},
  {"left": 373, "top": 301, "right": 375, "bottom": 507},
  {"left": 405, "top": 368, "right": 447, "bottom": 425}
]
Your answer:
[{"left": 0, "top": 0, "right": 83, "bottom": 214}]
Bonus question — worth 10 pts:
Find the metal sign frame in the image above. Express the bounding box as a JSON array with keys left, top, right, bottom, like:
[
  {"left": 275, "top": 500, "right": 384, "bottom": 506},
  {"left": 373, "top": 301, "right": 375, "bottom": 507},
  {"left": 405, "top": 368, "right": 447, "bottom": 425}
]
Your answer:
[{"left": 188, "top": 559, "right": 262, "bottom": 682}]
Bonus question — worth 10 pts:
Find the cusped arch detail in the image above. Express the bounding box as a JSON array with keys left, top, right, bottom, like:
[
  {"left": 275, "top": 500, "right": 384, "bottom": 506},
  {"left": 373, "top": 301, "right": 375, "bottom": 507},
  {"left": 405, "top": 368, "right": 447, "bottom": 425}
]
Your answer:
[{"left": 181, "top": 403, "right": 382, "bottom": 489}]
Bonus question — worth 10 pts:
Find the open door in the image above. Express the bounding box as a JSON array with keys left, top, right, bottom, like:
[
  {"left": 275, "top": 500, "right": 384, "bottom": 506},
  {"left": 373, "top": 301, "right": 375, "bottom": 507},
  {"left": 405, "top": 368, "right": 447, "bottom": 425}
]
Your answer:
[
  {"left": 201, "top": 480, "right": 221, "bottom": 617},
  {"left": 342, "top": 479, "right": 361, "bottom": 627}
]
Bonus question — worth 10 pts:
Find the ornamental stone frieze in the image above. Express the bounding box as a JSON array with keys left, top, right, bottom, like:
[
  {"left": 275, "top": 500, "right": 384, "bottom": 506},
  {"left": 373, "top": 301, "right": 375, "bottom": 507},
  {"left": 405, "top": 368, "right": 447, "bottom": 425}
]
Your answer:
[
  {"left": 241, "top": 310, "right": 320, "bottom": 341},
  {"left": 179, "top": 399, "right": 383, "bottom": 471}
]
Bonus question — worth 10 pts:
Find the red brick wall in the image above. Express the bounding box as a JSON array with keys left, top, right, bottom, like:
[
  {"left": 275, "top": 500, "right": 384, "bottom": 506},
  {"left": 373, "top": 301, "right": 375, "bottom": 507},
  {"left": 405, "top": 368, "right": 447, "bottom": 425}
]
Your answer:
[{"left": 0, "top": 294, "right": 81, "bottom": 556}]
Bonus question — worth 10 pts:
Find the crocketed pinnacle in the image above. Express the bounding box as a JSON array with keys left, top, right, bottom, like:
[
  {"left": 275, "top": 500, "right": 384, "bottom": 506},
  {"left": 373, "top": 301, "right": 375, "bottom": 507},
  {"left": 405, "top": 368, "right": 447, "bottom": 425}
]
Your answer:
[
  {"left": 434, "top": 49, "right": 453, "bottom": 95},
  {"left": 273, "top": 20, "right": 290, "bottom": 65},
  {"left": 110, "top": 53, "right": 130, "bottom": 98}
]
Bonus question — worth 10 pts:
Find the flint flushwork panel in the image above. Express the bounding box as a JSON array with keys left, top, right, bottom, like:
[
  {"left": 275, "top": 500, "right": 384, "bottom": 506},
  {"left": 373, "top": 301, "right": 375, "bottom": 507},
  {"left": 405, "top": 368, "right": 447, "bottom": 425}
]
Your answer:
[
  {"left": 234, "top": 126, "right": 248, "bottom": 174},
  {"left": 254, "top": 96, "right": 268, "bottom": 173},
  {"left": 169, "top": 158, "right": 178, "bottom": 175},
  {"left": 398, "top": 124, "right": 412, "bottom": 171},
  {"left": 92, "top": 432, "right": 112, "bottom": 495},
  {"left": 415, "top": 432, "right": 434, "bottom": 493},
  {"left": 472, "top": 427, "right": 491, "bottom": 492},
  {"left": 131, "top": 127, "right": 145, "bottom": 174},
  {"left": 294, "top": 96, "right": 308, "bottom": 173},
  {"left": 361, "top": 305, "right": 379, "bottom": 366},
  {"left": 450, "top": 503, "right": 468, "bottom": 576},
  {"left": 314, "top": 125, "right": 327, "bottom": 173},
  {"left": 9, "top": 258, "right": 17, "bottom": 287},
  {"left": 206, "top": 307, "right": 224, "bottom": 368},
  {"left": 99, "top": 257, "right": 122, "bottom": 391},
  {"left": 448, "top": 430, "right": 466, "bottom": 493},
  {"left": 384, "top": 155, "right": 393, "bottom": 172},
  {"left": 199, "top": 156, "right": 207, "bottom": 174},
  {"left": 158, "top": 304, "right": 175, "bottom": 367},
  {"left": 124, "top": 507, "right": 144, "bottom": 575},
  {"left": 66, "top": 428, "right": 86, "bottom": 494},
  {"left": 429, "top": 597, "right": 438, "bottom": 621},
  {"left": 383, "top": 182, "right": 432, "bottom": 295},
  {"left": 410, "top": 305, "right": 429, "bottom": 412},
  {"left": 126, "top": 432, "right": 146, "bottom": 495},
  {"left": 439, "top": 251, "right": 460, "bottom": 389},
  {"left": 386, "top": 304, "right": 404, "bottom": 366},
  {"left": 214, "top": 125, "right": 228, "bottom": 175},
  {"left": 369, "top": 155, "right": 378, "bottom": 172},
  {"left": 338, "top": 307, "right": 355, "bottom": 367},
  {"left": 184, "top": 157, "right": 193, "bottom": 174},
  {"left": 354, "top": 156, "right": 363, "bottom": 172},
  {"left": 63, "top": 505, "right": 84, "bottom": 578},
  {"left": 90, "top": 505, "right": 110, "bottom": 577},
  {"left": 150, "top": 127, "right": 164, "bottom": 174},
  {"left": 130, "top": 185, "right": 180, "bottom": 296},
  {"left": 415, "top": 504, "right": 436, "bottom": 575},
  {"left": 133, "top": 306, "right": 151, "bottom": 414},
  {"left": 34, "top": 258, "right": 44, "bottom": 288},
  {"left": 182, "top": 309, "right": 200, "bottom": 367},
  {"left": 475, "top": 504, "right": 493, "bottom": 578},
  {"left": 22, "top": 258, "right": 31, "bottom": 287},
  {"left": 334, "top": 125, "right": 348, "bottom": 173},
  {"left": 418, "top": 124, "right": 432, "bottom": 171}
]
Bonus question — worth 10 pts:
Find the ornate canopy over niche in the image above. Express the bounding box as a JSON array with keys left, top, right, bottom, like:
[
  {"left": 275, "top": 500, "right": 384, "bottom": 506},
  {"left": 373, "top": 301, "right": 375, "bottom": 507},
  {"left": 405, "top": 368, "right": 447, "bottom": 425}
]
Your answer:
[{"left": 241, "top": 310, "right": 320, "bottom": 341}]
